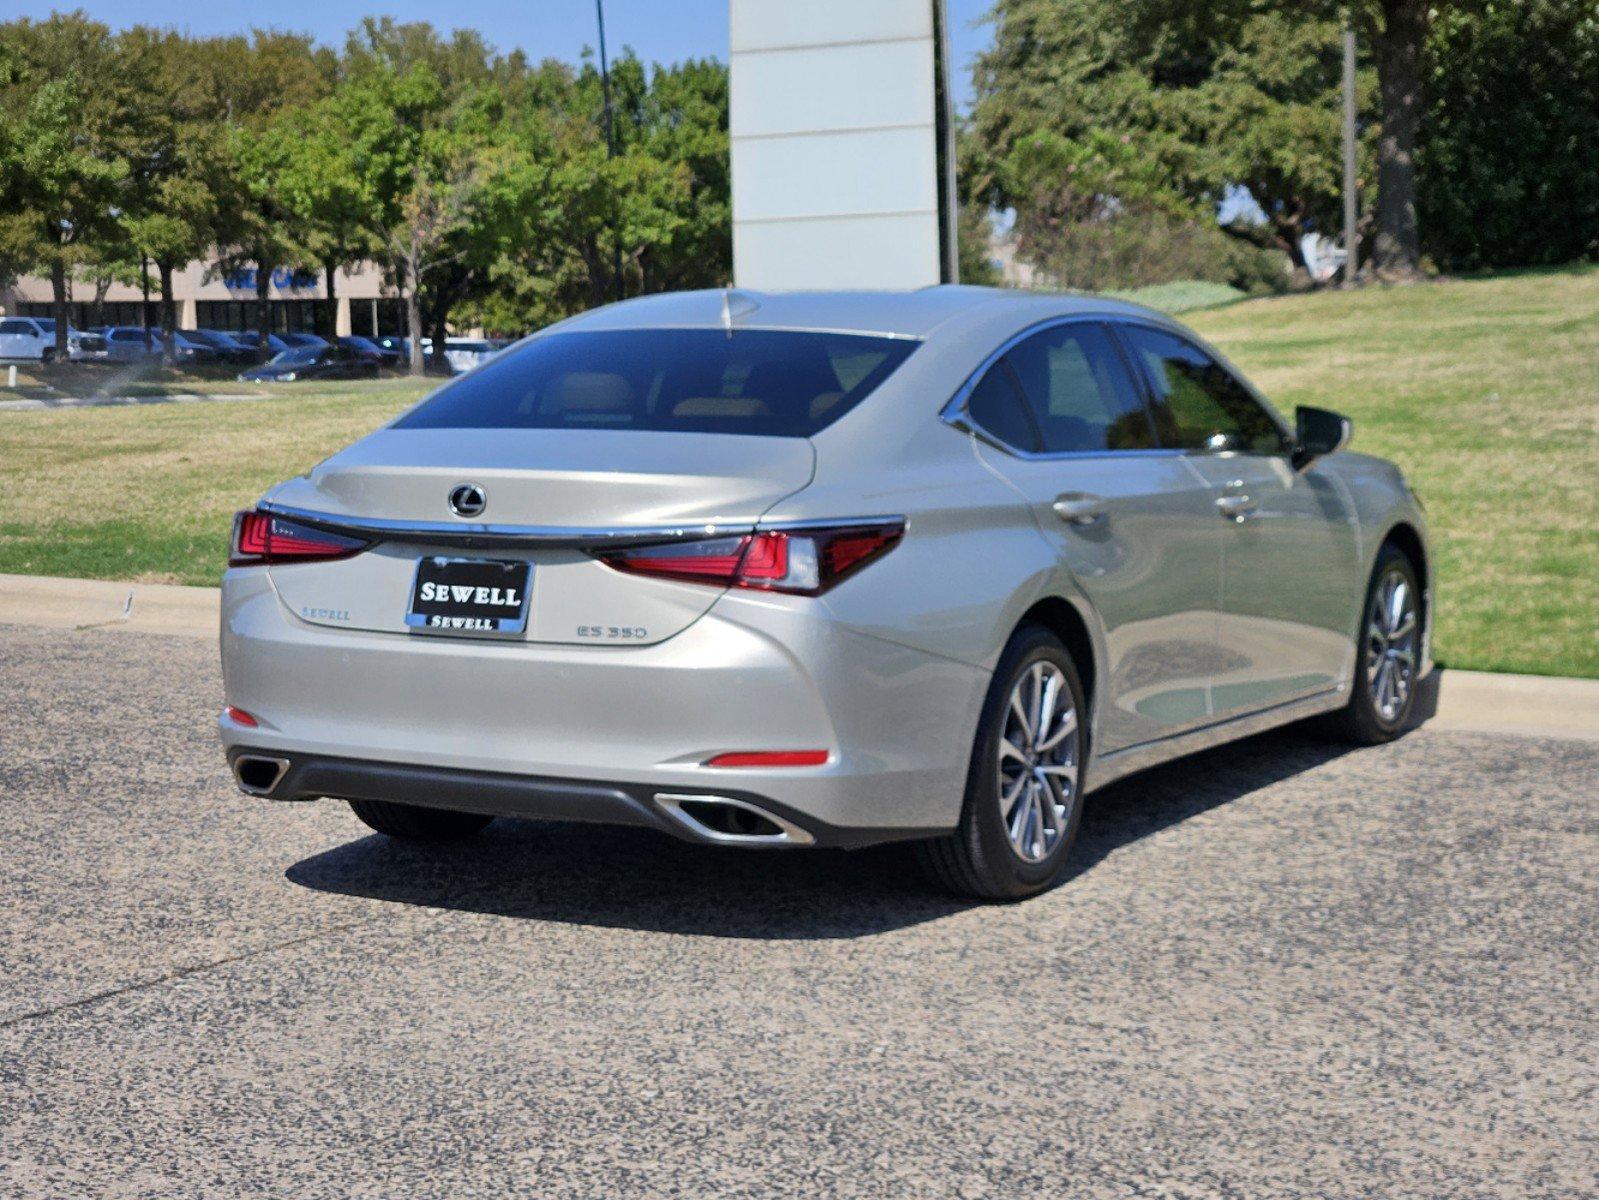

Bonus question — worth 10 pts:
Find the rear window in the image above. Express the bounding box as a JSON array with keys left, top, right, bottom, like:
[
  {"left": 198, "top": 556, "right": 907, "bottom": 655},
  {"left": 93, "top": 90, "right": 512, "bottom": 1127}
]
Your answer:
[{"left": 393, "top": 329, "right": 920, "bottom": 437}]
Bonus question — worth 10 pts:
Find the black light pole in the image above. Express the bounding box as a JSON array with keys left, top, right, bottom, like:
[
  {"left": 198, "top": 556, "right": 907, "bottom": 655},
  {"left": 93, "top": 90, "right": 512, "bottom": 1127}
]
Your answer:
[{"left": 596, "top": 0, "right": 624, "bottom": 302}]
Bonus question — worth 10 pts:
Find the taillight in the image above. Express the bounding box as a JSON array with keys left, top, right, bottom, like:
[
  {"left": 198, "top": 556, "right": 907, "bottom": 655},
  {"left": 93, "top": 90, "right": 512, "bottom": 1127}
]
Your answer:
[
  {"left": 597, "top": 521, "right": 902, "bottom": 596},
  {"left": 230, "top": 510, "right": 368, "bottom": 567}
]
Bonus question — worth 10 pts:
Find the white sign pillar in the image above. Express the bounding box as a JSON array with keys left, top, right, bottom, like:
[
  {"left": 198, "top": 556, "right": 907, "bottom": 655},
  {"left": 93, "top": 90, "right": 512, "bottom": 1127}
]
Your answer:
[{"left": 730, "top": 0, "right": 954, "bottom": 291}]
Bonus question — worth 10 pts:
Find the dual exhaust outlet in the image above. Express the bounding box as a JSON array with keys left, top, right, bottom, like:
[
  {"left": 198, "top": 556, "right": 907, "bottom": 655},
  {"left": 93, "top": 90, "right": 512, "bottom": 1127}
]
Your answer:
[{"left": 230, "top": 755, "right": 813, "bottom": 846}]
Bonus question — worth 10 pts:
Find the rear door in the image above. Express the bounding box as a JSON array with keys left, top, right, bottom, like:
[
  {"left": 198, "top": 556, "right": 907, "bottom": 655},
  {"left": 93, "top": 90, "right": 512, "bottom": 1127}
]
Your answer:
[
  {"left": 961, "top": 320, "right": 1223, "bottom": 754},
  {"left": 1116, "top": 323, "right": 1359, "bottom": 716}
]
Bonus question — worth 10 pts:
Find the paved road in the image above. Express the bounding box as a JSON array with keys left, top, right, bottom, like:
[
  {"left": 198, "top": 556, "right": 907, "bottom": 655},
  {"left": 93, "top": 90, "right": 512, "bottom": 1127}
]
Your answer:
[{"left": 2, "top": 623, "right": 1595, "bottom": 1199}]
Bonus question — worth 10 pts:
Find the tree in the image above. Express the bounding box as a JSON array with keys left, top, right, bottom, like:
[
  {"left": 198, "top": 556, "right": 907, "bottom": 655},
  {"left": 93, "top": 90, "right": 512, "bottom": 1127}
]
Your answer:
[
  {"left": 206, "top": 31, "right": 333, "bottom": 359},
  {"left": 1119, "top": 0, "right": 1441, "bottom": 279},
  {"left": 972, "top": 0, "right": 1373, "bottom": 286},
  {"left": 118, "top": 27, "right": 221, "bottom": 363},
  {"left": 277, "top": 95, "right": 379, "bottom": 339},
  {"left": 1419, "top": 0, "right": 1599, "bottom": 272},
  {"left": 0, "top": 15, "right": 140, "bottom": 358}
]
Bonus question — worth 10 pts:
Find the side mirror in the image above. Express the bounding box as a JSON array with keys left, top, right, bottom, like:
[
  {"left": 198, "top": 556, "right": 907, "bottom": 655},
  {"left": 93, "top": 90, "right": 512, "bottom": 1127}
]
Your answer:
[{"left": 1293, "top": 406, "right": 1352, "bottom": 470}]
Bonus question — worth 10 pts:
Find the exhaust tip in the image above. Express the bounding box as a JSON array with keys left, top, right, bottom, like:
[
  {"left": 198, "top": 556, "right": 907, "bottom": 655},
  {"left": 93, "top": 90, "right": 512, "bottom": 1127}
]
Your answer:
[
  {"left": 655, "top": 793, "right": 814, "bottom": 846},
  {"left": 233, "top": 755, "right": 290, "bottom": 797}
]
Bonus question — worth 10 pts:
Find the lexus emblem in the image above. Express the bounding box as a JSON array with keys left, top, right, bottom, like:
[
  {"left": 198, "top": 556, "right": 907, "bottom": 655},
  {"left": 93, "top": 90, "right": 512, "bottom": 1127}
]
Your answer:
[{"left": 448, "top": 483, "right": 487, "bottom": 518}]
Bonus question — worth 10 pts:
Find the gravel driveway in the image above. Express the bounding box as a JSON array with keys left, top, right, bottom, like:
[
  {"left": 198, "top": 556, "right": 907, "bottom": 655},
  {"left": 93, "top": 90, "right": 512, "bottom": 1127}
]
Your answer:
[{"left": 1, "top": 623, "right": 1594, "bottom": 1198}]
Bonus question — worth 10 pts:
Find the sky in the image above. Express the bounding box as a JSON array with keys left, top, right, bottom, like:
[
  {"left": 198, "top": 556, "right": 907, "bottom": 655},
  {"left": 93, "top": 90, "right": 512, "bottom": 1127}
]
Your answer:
[{"left": 42, "top": 0, "right": 998, "bottom": 110}]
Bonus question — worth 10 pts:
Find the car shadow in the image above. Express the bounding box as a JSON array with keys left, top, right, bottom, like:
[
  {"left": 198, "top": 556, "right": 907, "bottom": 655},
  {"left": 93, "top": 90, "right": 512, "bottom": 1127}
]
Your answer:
[{"left": 286, "top": 721, "right": 1378, "bottom": 940}]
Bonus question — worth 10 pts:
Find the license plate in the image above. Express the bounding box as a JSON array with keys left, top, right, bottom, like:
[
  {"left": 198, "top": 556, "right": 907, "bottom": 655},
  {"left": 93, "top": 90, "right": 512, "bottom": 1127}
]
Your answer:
[{"left": 406, "top": 557, "right": 531, "bottom": 634}]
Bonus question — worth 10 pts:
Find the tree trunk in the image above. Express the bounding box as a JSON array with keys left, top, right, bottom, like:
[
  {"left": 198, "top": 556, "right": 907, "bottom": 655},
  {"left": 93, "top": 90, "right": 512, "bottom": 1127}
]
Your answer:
[
  {"left": 254, "top": 261, "right": 273, "bottom": 362},
  {"left": 91, "top": 276, "right": 111, "bottom": 330},
  {"left": 1372, "top": 0, "right": 1427, "bottom": 279},
  {"left": 158, "top": 261, "right": 177, "bottom": 367},
  {"left": 324, "top": 262, "right": 339, "bottom": 340},
  {"left": 429, "top": 302, "right": 449, "bottom": 376},
  {"left": 49, "top": 255, "right": 69, "bottom": 361},
  {"left": 404, "top": 252, "right": 424, "bottom": 377}
]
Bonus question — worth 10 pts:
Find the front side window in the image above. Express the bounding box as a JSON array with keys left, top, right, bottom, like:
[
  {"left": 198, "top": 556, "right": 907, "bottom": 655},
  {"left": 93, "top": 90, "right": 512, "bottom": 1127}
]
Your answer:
[
  {"left": 1002, "top": 323, "right": 1155, "bottom": 453},
  {"left": 1119, "top": 325, "right": 1286, "bottom": 455},
  {"left": 0, "top": 320, "right": 28, "bottom": 335},
  {"left": 394, "top": 329, "right": 919, "bottom": 438}
]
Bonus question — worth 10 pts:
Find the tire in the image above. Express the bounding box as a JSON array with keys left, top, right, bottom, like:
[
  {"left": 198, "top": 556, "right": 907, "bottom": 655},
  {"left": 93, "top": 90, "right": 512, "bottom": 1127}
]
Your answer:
[
  {"left": 1322, "top": 543, "right": 1423, "bottom": 745},
  {"left": 347, "top": 798, "right": 494, "bottom": 842},
  {"left": 40, "top": 348, "right": 54, "bottom": 364},
  {"left": 917, "top": 624, "right": 1089, "bottom": 901}
]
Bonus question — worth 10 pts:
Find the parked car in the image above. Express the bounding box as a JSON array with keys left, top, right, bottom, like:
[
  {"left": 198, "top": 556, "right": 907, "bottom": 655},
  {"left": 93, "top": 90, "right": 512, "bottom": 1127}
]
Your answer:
[
  {"left": 0, "top": 316, "right": 98, "bottom": 362},
  {"left": 71, "top": 328, "right": 110, "bottom": 361},
  {"left": 190, "top": 329, "right": 256, "bottom": 365},
  {"left": 96, "top": 326, "right": 221, "bottom": 365},
  {"left": 338, "top": 335, "right": 401, "bottom": 367},
  {"left": 238, "top": 343, "right": 384, "bottom": 382},
  {"left": 98, "top": 326, "right": 164, "bottom": 363},
  {"left": 227, "top": 331, "right": 291, "bottom": 359},
  {"left": 280, "top": 331, "right": 330, "bottom": 350},
  {"left": 220, "top": 287, "right": 1430, "bottom": 900},
  {"left": 440, "top": 337, "right": 502, "bottom": 374}
]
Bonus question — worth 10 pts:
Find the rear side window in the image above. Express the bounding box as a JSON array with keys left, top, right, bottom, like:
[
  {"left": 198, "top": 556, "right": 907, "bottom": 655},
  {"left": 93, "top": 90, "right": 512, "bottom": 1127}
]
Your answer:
[
  {"left": 965, "top": 363, "right": 1039, "bottom": 451},
  {"left": 394, "top": 329, "right": 920, "bottom": 437},
  {"left": 1002, "top": 323, "right": 1155, "bottom": 452},
  {"left": 1120, "top": 326, "right": 1286, "bottom": 455}
]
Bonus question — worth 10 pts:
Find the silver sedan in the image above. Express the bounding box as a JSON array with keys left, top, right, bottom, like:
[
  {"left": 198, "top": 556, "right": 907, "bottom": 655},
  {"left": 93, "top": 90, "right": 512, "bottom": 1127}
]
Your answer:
[{"left": 219, "top": 287, "right": 1430, "bottom": 899}]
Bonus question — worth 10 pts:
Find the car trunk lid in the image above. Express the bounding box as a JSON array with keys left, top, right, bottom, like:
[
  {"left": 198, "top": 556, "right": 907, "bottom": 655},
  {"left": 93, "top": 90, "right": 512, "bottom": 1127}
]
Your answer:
[{"left": 263, "top": 428, "right": 815, "bottom": 645}]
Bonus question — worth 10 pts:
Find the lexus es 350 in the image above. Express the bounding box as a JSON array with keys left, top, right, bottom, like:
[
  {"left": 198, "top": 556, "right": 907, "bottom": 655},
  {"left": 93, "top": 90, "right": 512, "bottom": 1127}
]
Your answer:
[{"left": 219, "top": 287, "right": 1430, "bottom": 899}]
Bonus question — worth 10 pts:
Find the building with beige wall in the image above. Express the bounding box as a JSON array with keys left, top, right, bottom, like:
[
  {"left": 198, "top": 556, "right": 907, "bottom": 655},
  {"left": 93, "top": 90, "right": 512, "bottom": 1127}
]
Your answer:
[{"left": 0, "top": 258, "right": 405, "bottom": 337}]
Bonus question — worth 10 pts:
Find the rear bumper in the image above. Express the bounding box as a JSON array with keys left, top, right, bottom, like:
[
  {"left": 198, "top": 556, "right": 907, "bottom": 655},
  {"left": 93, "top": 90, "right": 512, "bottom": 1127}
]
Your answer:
[
  {"left": 219, "top": 567, "right": 990, "bottom": 841},
  {"left": 224, "top": 748, "right": 924, "bottom": 849}
]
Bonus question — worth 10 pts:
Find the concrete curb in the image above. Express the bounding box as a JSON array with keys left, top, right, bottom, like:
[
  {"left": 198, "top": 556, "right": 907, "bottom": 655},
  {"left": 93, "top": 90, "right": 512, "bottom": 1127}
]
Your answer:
[
  {"left": 0, "top": 572, "right": 218, "bottom": 640},
  {"left": 2, "top": 571, "right": 1596, "bottom": 741}
]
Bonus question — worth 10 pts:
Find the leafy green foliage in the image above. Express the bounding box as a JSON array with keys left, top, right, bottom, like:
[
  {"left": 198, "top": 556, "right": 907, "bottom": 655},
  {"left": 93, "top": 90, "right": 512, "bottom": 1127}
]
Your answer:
[
  {"left": 1420, "top": 0, "right": 1599, "bottom": 272},
  {"left": 970, "top": 0, "right": 1365, "bottom": 290},
  {"left": 0, "top": 17, "right": 732, "bottom": 349}
]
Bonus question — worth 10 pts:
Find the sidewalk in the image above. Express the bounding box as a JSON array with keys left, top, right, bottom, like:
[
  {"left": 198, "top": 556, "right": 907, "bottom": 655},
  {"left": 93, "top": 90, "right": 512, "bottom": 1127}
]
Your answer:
[{"left": 2, "top": 571, "right": 1596, "bottom": 741}]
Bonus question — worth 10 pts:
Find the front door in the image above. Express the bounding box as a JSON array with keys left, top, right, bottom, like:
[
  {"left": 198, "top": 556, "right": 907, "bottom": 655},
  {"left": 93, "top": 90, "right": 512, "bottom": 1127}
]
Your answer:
[
  {"left": 960, "top": 320, "right": 1225, "bottom": 754},
  {"left": 1117, "top": 324, "right": 1359, "bottom": 717}
]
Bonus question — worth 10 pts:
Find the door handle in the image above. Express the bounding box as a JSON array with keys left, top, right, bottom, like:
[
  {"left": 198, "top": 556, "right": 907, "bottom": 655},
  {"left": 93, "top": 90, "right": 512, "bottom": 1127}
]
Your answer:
[
  {"left": 1052, "top": 493, "right": 1107, "bottom": 526},
  {"left": 1216, "top": 493, "right": 1259, "bottom": 521}
]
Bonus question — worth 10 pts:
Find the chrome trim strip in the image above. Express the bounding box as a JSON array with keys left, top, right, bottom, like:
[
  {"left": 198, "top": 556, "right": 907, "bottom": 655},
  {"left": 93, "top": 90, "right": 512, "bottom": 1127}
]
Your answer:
[
  {"left": 259, "top": 500, "right": 757, "bottom": 549},
  {"left": 258, "top": 500, "right": 906, "bottom": 550},
  {"left": 756, "top": 514, "right": 906, "bottom": 532}
]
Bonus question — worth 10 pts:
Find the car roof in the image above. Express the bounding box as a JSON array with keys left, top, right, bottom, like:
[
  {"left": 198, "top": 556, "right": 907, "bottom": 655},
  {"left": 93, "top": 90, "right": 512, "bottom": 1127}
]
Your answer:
[{"left": 552, "top": 284, "right": 1171, "bottom": 341}]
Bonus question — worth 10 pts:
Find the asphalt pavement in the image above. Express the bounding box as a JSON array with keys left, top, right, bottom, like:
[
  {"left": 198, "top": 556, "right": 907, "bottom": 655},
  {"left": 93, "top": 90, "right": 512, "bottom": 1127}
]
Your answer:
[{"left": 1, "top": 621, "right": 1595, "bottom": 1198}]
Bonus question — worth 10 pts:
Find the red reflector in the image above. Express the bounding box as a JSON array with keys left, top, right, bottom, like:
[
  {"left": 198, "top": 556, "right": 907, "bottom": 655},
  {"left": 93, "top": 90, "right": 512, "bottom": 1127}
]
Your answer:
[
  {"left": 224, "top": 705, "right": 259, "bottom": 727},
  {"left": 706, "top": 750, "right": 829, "bottom": 768}
]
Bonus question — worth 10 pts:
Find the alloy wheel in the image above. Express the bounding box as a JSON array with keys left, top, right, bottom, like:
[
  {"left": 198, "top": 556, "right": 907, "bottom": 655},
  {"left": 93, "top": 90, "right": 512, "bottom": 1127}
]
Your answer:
[
  {"left": 997, "top": 661, "right": 1080, "bottom": 863},
  {"left": 1366, "top": 567, "right": 1419, "bottom": 723}
]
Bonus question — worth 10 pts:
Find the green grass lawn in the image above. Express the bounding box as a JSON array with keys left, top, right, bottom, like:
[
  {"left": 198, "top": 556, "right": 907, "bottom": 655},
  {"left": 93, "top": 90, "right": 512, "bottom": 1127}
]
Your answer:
[
  {"left": 1, "top": 265, "right": 1595, "bottom": 676},
  {"left": 0, "top": 379, "right": 428, "bottom": 585}
]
